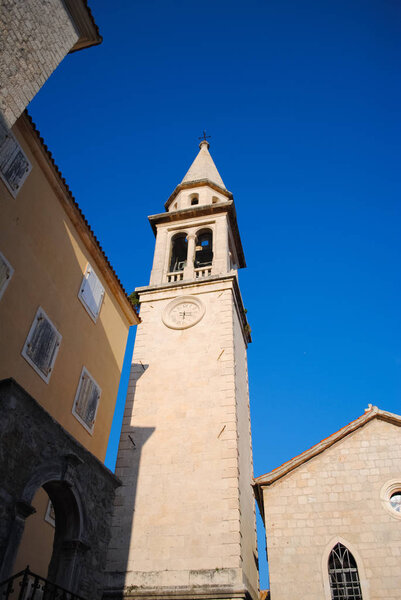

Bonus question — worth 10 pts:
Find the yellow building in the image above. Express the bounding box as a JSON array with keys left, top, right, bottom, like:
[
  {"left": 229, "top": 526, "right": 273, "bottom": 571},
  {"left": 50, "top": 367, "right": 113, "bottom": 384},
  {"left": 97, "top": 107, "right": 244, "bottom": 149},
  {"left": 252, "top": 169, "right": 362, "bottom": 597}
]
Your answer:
[
  {"left": 0, "top": 3, "right": 140, "bottom": 596},
  {"left": 0, "top": 111, "right": 139, "bottom": 594}
]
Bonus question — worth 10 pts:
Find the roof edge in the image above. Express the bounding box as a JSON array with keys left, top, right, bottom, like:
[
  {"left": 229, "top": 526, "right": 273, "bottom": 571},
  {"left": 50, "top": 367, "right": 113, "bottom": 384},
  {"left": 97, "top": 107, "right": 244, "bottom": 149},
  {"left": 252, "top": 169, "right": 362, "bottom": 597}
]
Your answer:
[
  {"left": 165, "top": 179, "right": 232, "bottom": 211},
  {"left": 19, "top": 111, "right": 139, "bottom": 326},
  {"left": 254, "top": 406, "right": 401, "bottom": 488},
  {"left": 64, "top": 0, "right": 103, "bottom": 52}
]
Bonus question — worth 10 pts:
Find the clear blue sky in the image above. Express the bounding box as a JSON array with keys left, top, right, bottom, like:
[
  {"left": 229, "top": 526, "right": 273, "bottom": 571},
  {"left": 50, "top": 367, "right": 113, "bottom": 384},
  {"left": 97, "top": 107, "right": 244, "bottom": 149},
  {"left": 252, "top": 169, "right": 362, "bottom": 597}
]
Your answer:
[{"left": 29, "top": 0, "right": 401, "bottom": 588}]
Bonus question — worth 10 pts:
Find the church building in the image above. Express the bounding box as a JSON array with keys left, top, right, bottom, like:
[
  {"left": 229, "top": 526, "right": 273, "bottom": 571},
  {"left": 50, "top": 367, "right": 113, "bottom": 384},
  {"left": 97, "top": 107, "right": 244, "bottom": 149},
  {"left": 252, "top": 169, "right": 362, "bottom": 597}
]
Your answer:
[
  {"left": 254, "top": 405, "right": 401, "bottom": 600},
  {"left": 105, "top": 139, "right": 259, "bottom": 600}
]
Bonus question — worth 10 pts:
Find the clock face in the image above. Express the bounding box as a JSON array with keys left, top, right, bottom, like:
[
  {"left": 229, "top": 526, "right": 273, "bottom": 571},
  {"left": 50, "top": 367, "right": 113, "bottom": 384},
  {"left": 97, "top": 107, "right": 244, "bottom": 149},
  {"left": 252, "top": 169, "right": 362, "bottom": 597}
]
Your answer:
[{"left": 162, "top": 296, "right": 205, "bottom": 329}]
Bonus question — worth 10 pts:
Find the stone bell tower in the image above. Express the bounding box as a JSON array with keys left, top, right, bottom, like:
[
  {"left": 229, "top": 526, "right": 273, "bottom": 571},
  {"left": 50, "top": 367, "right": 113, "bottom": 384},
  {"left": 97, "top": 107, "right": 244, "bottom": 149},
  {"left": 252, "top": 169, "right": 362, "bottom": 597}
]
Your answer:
[{"left": 105, "top": 140, "right": 259, "bottom": 600}]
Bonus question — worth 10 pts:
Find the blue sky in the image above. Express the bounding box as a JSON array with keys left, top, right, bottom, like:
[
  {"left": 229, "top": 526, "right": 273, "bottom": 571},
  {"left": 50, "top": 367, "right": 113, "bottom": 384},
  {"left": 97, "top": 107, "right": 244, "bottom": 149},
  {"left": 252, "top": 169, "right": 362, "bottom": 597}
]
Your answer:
[{"left": 29, "top": 0, "right": 401, "bottom": 588}]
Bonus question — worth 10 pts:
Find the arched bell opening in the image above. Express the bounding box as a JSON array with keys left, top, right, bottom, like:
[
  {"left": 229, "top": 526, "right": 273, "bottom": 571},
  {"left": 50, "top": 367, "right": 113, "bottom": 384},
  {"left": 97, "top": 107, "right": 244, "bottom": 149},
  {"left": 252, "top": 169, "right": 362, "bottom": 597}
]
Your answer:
[
  {"left": 169, "top": 233, "right": 188, "bottom": 272},
  {"left": 195, "top": 229, "right": 213, "bottom": 268}
]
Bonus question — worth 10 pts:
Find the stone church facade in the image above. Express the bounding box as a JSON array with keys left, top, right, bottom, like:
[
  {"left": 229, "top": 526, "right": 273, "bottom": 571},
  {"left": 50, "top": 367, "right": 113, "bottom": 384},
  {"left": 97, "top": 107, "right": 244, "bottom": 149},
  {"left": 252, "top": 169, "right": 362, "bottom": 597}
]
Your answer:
[{"left": 254, "top": 405, "right": 401, "bottom": 600}]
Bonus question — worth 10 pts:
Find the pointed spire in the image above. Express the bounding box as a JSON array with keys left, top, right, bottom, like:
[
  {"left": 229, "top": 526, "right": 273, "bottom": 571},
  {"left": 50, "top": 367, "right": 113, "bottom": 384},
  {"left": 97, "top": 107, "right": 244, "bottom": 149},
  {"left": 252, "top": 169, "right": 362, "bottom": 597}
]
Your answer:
[{"left": 181, "top": 140, "right": 226, "bottom": 190}]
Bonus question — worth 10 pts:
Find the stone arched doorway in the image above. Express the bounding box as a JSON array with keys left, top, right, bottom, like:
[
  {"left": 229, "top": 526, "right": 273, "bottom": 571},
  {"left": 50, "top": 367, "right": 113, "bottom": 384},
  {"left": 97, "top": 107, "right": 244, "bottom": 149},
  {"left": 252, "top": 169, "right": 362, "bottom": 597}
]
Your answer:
[
  {"left": 1, "top": 457, "right": 89, "bottom": 594},
  {"left": 44, "top": 478, "right": 88, "bottom": 591},
  {"left": 12, "top": 486, "right": 55, "bottom": 578},
  {"left": 0, "top": 379, "right": 120, "bottom": 600}
]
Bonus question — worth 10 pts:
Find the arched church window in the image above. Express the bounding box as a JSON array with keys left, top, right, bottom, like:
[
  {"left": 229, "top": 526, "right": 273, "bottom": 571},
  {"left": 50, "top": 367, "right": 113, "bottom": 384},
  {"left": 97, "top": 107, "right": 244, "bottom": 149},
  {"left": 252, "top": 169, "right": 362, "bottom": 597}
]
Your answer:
[
  {"left": 169, "top": 233, "right": 188, "bottom": 272},
  {"left": 190, "top": 195, "right": 199, "bottom": 206},
  {"left": 328, "top": 543, "right": 363, "bottom": 600},
  {"left": 195, "top": 229, "right": 213, "bottom": 268}
]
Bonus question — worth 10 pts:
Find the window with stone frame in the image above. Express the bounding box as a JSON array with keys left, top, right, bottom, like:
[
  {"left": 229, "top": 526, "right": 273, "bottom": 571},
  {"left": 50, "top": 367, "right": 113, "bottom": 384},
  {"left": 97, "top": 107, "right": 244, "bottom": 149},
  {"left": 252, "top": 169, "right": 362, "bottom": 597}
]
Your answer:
[
  {"left": 78, "top": 263, "right": 105, "bottom": 322},
  {"left": 0, "top": 251, "right": 14, "bottom": 300},
  {"left": 328, "top": 543, "right": 363, "bottom": 600},
  {"left": 72, "top": 367, "right": 101, "bottom": 434},
  {"left": 0, "top": 121, "right": 32, "bottom": 197},
  {"left": 22, "top": 307, "right": 62, "bottom": 383}
]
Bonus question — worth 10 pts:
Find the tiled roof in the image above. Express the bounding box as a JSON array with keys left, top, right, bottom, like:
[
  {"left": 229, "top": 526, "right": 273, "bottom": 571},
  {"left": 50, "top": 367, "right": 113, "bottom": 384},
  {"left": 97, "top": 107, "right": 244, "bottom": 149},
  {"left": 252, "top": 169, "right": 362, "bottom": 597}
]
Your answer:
[{"left": 254, "top": 405, "right": 401, "bottom": 487}]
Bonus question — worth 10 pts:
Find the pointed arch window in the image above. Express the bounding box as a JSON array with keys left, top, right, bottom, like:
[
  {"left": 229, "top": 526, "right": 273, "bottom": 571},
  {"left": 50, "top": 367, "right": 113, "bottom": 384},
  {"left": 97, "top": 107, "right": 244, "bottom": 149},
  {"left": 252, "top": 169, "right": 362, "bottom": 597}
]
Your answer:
[
  {"left": 169, "top": 233, "right": 188, "bottom": 272},
  {"left": 328, "top": 543, "right": 363, "bottom": 600}
]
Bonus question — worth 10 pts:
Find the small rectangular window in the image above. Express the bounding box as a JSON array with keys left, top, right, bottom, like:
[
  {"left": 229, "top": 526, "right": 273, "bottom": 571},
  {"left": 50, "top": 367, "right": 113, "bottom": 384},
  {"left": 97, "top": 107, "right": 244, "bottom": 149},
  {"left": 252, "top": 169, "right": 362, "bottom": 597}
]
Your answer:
[
  {"left": 22, "top": 307, "right": 62, "bottom": 383},
  {"left": 0, "top": 122, "right": 32, "bottom": 197},
  {"left": 0, "top": 251, "right": 14, "bottom": 300},
  {"left": 78, "top": 264, "right": 105, "bottom": 322},
  {"left": 72, "top": 367, "right": 101, "bottom": 434},
  {"left": 44, "top": 500, "right": 55, "bottom": 527}
]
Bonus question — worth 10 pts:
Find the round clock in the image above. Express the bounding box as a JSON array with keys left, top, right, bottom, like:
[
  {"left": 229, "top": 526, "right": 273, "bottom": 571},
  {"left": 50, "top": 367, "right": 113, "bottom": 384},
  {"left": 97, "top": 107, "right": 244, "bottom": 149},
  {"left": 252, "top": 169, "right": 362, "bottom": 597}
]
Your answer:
[{"left": 162, "top": 296, "right": 205, "bottom": 330}]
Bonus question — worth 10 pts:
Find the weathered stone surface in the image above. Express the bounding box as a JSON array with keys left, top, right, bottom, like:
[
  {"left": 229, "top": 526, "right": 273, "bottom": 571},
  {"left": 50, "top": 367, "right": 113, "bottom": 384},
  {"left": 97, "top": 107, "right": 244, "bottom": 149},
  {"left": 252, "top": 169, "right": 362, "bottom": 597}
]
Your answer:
[
  {"left": 258, "top": 416, "right": 401, "bottom": 600},
  {"left": 0, "top": 378, "right": 120, "bottom": 600},
  {"left": 0, "top": 0, "right": 79, "bottom": 127},
  {"left": 105, "top": 144, "right": 258, "bottom": 600}
]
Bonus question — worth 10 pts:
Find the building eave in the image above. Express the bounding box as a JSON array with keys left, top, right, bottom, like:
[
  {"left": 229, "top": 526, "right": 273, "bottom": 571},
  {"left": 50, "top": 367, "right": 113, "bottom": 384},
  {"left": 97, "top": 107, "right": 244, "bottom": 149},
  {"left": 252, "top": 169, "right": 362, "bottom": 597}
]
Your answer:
[
  {"left": 253, "top": 406, "right": 401, "bottom": 492},
  {"left": 148, "top": 201, "right": 246, "bottom": 269},
  {"left": 64, "top": 0, "right": 103, "bottom": 52},
  {"left": 164, "top": 179, "right": 233, "bottom": 211},
  {"left": 18, "top": 112, "right": 140, "bottom": 326}
]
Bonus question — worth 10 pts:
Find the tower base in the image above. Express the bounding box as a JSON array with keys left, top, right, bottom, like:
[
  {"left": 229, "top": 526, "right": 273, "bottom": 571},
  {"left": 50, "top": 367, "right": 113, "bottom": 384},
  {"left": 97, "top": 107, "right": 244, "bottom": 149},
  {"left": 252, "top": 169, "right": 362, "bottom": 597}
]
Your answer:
[{"left": 103, "top": 568, "right": 258, "bottom": 600}]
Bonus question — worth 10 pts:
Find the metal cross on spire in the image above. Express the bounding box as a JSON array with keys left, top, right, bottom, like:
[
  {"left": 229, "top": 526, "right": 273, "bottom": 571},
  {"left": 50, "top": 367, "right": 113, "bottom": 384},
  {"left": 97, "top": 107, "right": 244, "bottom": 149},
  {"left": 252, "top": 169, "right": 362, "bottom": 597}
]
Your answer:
[{"left": 198, "top": 130, "right": 211, "bottom": 142}]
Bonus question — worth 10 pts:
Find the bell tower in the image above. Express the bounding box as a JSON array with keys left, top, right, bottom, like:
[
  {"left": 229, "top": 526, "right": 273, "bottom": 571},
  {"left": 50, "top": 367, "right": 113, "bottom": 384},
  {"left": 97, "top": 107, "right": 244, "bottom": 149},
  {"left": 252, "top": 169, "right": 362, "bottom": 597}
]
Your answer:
[{"left": 105, "top": 140, "right": 259, "bottom": 600}]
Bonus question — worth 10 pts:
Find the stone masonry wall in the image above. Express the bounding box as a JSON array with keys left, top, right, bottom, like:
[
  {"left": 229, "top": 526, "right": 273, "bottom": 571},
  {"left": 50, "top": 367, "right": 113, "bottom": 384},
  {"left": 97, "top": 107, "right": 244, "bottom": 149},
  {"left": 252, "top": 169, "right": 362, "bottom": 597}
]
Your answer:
[
  {"left": 0, "top": 0, "right": 79, "bottom": 127},
  {"left": 105, "top": 278, "right": 256, "bottom": 599},
  {"left": 263, "top": 418, "right": 401, "bottom": 600},
  {"left": 233, "top": 307, "right": 259, "bottom": 598},
  {"left": 0, "top": 378, "right": 119, "bottom": 600}
]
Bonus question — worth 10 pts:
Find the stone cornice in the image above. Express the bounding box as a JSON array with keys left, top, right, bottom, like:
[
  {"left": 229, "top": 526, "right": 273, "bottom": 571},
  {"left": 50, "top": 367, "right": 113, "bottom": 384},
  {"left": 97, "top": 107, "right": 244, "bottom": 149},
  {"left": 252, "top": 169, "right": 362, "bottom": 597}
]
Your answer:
[
  {"left": 104, "top": 583, "right": 255, "bottom": 600},
  {"left": 136, "top": 273, "right": 251, "bottom": 345},
  {"left": 165, "top": 179, "right": 233, "bottom": 210}
]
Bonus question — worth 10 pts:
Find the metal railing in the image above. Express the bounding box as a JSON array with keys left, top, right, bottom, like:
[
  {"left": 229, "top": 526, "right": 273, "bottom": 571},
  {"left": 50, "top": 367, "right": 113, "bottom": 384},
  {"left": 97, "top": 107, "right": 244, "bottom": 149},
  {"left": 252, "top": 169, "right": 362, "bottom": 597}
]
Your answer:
[{"left": 0, "top": 567, "right": 85, "bottom": 600}]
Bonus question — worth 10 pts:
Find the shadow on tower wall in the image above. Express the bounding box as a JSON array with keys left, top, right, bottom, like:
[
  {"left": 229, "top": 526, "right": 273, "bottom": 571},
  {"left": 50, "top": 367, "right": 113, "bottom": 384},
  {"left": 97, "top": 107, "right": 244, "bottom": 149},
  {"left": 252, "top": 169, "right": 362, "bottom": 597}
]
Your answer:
[{"left": 105, "top": 362, "right": 155, "bottom": 594}]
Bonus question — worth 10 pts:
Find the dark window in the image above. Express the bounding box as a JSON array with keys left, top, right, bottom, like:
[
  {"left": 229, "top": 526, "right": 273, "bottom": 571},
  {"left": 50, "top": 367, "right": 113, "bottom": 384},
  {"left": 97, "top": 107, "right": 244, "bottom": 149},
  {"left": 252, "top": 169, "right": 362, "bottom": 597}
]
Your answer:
[
  {"left": 73, "top": 367, "right": 101, "bottom": 432},
  {"left": 191, "top": 198, "right": 199, "bottom": 206},
  {"left": 170, "top": 233, "right": 188, "bottom": 272},
  {"left": 0, "top": 122, "right": 32, "bottom": 197},
  {"left": 328, "top": 543, "right": 363, "bottom": 600},
  {"left": 195, "top": 230, "right": 213, "bottom": 268},
  {"left": 22, "top": 308, "right": 62, "bottom": 382}
]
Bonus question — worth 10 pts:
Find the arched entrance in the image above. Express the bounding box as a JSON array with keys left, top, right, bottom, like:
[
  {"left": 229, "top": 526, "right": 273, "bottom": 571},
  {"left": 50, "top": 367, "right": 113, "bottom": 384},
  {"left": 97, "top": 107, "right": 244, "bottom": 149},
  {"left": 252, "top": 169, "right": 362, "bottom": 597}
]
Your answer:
[
  {"left": 1, "top": 459, "right": 89, "bottom": 594},
  {"left": 13, "top": 486, "right": 55, "bottom": 577}
]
